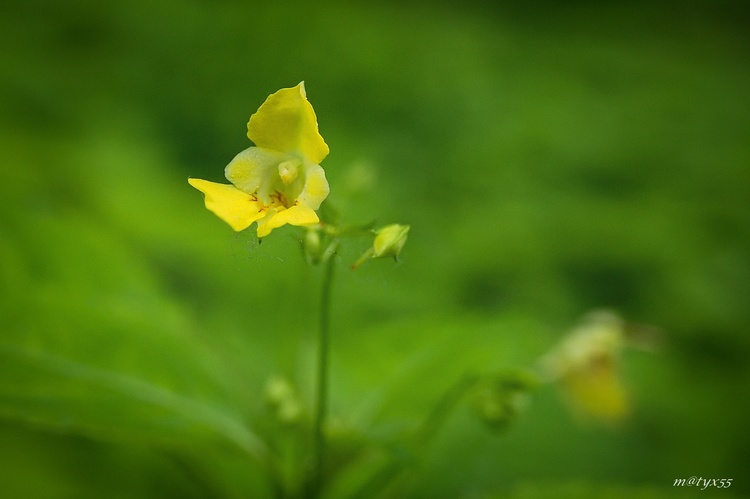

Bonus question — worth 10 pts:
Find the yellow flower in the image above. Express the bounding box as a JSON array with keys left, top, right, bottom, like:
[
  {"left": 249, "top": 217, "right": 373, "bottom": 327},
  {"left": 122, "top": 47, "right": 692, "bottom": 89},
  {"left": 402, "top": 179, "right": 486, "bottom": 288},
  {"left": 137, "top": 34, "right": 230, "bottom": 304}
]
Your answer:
[
  {"left": 188, "top": 82, "right": 330, "bottom": 238},
  {"left": 539, "top": 310, "right": 629, "bottom": 423}
]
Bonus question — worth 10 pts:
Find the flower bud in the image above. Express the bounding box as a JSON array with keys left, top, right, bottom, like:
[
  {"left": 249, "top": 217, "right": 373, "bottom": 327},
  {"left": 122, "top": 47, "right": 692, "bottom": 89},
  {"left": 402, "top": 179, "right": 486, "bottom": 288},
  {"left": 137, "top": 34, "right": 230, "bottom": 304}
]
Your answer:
[
  {"left": 468, "top": 371, "right": 536, "bottom": 432},
  {"left": 303, "top": 227, "right": 322, "bottom": 265},
  {"left": 373, "top": 224, "right": 410, "bottom": 259},
  {"left": 351, "top": 224, "right": 410, "bottom": 269},
  {"left": 264, "top": 376, "right": 303, "bottom": 425}
]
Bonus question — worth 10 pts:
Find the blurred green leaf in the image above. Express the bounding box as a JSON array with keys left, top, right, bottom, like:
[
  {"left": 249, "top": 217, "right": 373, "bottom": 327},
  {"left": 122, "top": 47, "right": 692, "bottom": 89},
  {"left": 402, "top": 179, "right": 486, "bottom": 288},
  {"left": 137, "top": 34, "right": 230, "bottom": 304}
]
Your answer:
[{"left": 0, "top": 342, "right": 265, "bottom": 458}]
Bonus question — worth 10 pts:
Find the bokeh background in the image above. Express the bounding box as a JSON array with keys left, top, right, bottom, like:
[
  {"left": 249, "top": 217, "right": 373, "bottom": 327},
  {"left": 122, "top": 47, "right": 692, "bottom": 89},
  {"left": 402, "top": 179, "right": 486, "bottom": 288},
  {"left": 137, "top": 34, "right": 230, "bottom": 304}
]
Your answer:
[{"left": 1, "top": 0, "right": 749, "bottom": 497}]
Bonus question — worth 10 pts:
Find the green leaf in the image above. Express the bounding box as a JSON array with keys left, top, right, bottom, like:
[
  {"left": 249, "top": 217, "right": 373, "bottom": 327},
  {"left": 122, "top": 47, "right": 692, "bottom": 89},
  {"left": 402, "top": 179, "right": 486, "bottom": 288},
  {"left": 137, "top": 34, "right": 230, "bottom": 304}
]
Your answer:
[{"left": 0, "top": 342, "right": 265, "bottom": 459}]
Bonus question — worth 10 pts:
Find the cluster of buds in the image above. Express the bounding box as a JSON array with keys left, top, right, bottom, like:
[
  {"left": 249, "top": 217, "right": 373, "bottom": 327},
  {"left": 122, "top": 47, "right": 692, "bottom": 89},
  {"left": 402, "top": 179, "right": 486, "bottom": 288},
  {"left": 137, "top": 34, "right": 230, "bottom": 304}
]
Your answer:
[
  {"left": 468, "top": 370, "right": 537, "bottom": 431},
  {"left": 300, "top": 223, "right": 410, "bottom": 269},
  {"left": 264, "top": 376, "right": 303, "bottom": 425}
]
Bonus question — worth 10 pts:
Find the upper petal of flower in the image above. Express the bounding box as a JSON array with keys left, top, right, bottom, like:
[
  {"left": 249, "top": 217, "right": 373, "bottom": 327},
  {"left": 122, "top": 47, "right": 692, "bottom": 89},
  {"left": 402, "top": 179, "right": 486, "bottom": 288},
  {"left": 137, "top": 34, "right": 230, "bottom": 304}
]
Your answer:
[
  {"left": 188, "top": 178, "right": 265, "bottom": 231},
  {"left": 247, "top": 82, "right": 329, "bottom": 164}
]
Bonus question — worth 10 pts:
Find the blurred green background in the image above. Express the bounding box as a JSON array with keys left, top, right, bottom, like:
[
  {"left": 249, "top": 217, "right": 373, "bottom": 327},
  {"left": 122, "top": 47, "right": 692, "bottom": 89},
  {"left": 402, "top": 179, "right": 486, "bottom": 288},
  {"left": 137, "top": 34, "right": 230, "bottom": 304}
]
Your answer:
[{"left": 1, "top": 0, "right": 749, "bottom": 497}]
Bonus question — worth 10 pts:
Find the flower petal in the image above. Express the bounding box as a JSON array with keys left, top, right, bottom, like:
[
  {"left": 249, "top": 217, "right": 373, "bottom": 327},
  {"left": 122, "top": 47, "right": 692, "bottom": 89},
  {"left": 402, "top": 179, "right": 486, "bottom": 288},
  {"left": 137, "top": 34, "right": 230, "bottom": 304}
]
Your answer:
[
  {"left": 297, "top": 162, "right": 330, "bottom": 210},
  {"left": 256, "top": 205, "right": 319, "bottom": 238},
  {"left": 563, "top": 369, "right": 629, "bottom": 422},
  {"left": 247, "top": 82, "right": 329, "bottom": 164},
  {"left": 188, "top": 178, "right": 265, "bottom": 231},
  {"left": 225, "top": 147, "right": 284, "bottom": 199}
]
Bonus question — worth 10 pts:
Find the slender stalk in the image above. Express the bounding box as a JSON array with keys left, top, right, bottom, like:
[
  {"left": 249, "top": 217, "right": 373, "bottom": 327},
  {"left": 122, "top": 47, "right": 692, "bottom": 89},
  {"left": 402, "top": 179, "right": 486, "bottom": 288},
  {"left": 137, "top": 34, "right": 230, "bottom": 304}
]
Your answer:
[
  {"left": 414, "top": 374, "right": 479, "bottom": 448},
  {"left": 308, "top": 251, "right": 336, "bottom": 497}
]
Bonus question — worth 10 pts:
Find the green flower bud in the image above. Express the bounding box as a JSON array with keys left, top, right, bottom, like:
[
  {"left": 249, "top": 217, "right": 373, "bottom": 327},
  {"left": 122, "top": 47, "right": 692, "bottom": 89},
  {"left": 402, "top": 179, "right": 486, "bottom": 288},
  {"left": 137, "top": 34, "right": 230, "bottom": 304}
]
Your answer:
[
  {"left": 303, "top": 227, "right": 322, "bottom": 265},
  {"left": 264, "top": 376, "right": 303, "bottom": 425},
  {"left": 373, "top": 224, "right": 410, "bottom": 259},
  {"left": 351, "top": 224, "right": 410, "bottom": 270}
]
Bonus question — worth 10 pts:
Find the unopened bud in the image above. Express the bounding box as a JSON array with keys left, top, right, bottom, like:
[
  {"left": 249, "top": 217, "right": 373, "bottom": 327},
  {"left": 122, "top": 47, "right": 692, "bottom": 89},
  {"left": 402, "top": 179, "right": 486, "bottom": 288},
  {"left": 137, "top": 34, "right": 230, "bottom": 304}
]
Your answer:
[
  {"left": 303, "top": 227, "right": 322, "bottom": 265},
  {"left": 264, "top": 376, "right": 303, "bottom": 425},
  {"left": 351, "top": 224, "right": 410, "bottom": 270},
  {"left": 373, "top": 224, "right": 410, "bottom": 259},
  {"left": 469, "top": 371, "right": 536, "bottom": 432}
]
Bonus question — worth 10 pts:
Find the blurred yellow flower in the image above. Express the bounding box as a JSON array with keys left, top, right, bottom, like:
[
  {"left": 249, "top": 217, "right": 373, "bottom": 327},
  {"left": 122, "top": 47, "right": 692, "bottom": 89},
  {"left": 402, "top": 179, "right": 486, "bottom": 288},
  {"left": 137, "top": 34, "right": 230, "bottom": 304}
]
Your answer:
[
  {"left": 539, "top": 310, "right": 630, "bottom": 423},
  {"left": 189, "top": 83, "right": 330, "bottom": 238}
]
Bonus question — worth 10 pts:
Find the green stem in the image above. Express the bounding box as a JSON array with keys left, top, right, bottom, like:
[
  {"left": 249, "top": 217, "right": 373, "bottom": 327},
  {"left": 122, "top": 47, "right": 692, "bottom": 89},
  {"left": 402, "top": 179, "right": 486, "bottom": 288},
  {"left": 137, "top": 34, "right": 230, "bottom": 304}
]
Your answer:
[
  {"left": 414, "top": 374, "right": 479, "bottom": 448},
  {"left": 308, "top": 251, "right": 336, "bottom": 497},
  {"left": 346, "top": 374, "right": 479, "bottom": 499}
]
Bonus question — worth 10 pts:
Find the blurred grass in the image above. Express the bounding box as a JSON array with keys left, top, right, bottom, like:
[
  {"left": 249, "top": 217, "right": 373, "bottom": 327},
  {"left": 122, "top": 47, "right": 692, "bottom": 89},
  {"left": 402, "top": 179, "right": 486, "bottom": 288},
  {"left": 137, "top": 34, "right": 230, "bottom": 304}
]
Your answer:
[{"left": 1, "top": 0, "right": 750, "bottom": 497}]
